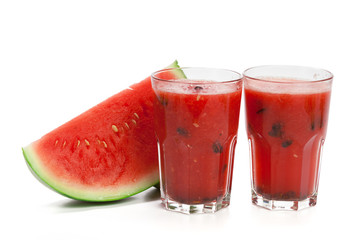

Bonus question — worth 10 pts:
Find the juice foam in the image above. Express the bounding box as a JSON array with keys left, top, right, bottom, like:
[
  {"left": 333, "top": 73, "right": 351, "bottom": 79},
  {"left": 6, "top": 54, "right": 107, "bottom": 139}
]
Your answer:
[
  {"left": 154, "top": 79, "right": 241, "bottom": 95},
  {"left": 245, "top": 77, "right": 331, "bottom": 94}
]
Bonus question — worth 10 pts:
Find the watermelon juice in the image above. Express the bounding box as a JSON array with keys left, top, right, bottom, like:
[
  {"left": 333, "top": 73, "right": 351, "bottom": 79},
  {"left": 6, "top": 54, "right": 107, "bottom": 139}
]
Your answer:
[
  {"left": 152, "top": 68, "right": 242, "bottom": 214},
  {"left": 243, "top": 65, "right": 333, "bottom": 210}
]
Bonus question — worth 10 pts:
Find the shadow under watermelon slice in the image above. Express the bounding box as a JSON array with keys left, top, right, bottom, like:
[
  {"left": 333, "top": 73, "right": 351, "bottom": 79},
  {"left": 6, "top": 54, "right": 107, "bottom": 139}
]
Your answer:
[{"left": 22, "top": 60, "right": 185, "bottom": 202}]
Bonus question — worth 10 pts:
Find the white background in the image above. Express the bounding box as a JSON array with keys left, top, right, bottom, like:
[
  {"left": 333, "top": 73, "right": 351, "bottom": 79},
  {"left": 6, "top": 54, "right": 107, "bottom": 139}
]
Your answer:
[{"left": 1, "top": 0, "right": 359, "bottom": 239}]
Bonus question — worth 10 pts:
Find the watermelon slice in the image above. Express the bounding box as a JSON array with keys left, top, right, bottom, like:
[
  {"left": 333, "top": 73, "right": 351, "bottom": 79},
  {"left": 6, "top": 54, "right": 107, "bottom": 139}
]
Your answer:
[{"left": 22, "top": 61, "right": 185, "bottom": 202}]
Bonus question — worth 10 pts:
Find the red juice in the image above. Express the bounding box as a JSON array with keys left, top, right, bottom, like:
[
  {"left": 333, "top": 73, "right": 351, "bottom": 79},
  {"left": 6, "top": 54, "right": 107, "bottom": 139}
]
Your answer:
[
  {"left": 153, "top": 78, "right": 242, "bottom": 208},
  {"left": 244, "top": 76, "right": 332, "bottom": 206}
]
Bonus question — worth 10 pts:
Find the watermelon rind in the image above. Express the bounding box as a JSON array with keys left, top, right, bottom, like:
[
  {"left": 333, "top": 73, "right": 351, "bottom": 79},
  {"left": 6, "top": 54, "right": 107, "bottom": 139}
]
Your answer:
[
  {"left": 22, "top": 60, "right": 185, "bottom": 202},
  {"left": 165, "top": 60, "right": 186, "bottom": 79},
  {"left": 22, "top": 146, "right": 159, "bottom": 202}
]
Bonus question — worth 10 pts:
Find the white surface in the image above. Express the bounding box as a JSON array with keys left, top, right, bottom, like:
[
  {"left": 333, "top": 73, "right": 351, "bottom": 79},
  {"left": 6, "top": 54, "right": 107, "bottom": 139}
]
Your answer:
[{"left": 0, "top": 0, "right": 358, "bottom": 239}]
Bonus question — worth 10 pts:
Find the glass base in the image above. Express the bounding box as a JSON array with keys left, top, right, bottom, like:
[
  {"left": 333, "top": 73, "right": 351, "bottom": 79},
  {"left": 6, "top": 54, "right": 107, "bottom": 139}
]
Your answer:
[
  {"left": 251, "top": 190, "right": 317, "bottom": 211},
  {"left": 161, "top": 194, "right": 230, "bottom": 214}
]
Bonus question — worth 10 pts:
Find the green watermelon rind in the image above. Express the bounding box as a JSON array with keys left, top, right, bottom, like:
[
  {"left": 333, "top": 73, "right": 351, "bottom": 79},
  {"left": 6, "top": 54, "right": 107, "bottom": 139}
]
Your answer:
[
  {"left": 22, "top": 146, "right": 159, "bottom": 202},
  {"left": 22, "top": 60, "right": 185, "bottom": 202},
  {"left": 166, "top": 60, "right": 186, "bottom": 78}
]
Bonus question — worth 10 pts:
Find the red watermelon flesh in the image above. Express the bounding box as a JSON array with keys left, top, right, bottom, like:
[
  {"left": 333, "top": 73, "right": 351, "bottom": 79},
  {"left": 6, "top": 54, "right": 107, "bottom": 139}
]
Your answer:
[{"left": 22, "top": 61, "right": 185, "bottom": 201}]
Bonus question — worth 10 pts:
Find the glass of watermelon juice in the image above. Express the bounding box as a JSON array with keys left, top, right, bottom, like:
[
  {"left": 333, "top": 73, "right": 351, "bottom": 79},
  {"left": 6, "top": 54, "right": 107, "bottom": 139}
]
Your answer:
[
  {"left": 243, "top": 65, "right": 333, "bottom": 210},
  {"left": 151, "top": 68, "right": 242, "bottom": 214}
]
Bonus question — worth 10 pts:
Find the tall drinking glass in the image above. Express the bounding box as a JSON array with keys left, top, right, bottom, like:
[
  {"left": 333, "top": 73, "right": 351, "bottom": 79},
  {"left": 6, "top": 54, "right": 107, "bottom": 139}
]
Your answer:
[
  {"left": 152, "top": 68, "right": 242, "bottom": 214},
  {"left": 244, "top": 65, "right": 333, "bottom": 210}
]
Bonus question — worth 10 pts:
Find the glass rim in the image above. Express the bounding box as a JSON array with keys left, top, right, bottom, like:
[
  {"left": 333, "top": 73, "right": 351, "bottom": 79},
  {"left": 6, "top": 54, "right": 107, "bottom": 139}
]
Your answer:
[
  {"left": 243, "top": 65, "right": 333, "bottom": 84},
  {"left": 151, "top": 67, "right": 243, "bottom": 84}
]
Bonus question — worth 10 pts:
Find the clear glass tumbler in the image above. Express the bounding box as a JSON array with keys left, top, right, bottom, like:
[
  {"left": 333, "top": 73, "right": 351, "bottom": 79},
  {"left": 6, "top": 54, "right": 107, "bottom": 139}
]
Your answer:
[
  {"left": 151, "top": 68, "right": 242, "bottom": 214},
  {"left": 243, "top": 65, "right": 333, "bottom": 210}
]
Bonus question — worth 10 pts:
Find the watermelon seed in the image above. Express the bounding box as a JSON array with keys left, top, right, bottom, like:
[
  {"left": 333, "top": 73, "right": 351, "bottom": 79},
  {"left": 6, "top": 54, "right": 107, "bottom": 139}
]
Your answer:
[
  {"left": 112, "top": 125, "right": 119, "bottom": 133},
  {"left": 124, "top": 122, "right": 130, "bottom": 130},
  {"left": 102, "top": 141, "right": 107, "bottom": 148},
  {"left": 77, "top": 140, "right": 80, "bottom": 147},
  {"left": 194, "top": 86, "right": 203, "bottom": 91},
  {"left": 193, "top": 122, "right": 200, "bottom": 128},
  {"left": 177, "top": 127, "right": 189, "bottom": 137},
  {"left": 222, "top": 164, "right": 228, "bottom": 173},
  {"left": 157, "top": 94, "right": 168, "bottom": 106},
  {"left": 120, "top": 127, "right": 125, "bottom": 133},
  {"left": 256, "top": 108, "right": 266, "bottom": 114},
  {"left": 196, "top": 95, "right": 201, "bottom": 101},
  {"left": 55, "top": 140, "right": 58, "bottom": 146},
  {"left": 131, "top": 119, "right": 137, "bottom": 125},
  {"left": 282, "top": 140, "right": 293, "bottom": 148},
  {"left": 84, "top": 139, "right": 90, "bottom": 146},
  {"left": 134, "top": 113, "right": 139, "bottom": 119},
  {"left": 268, "top": 122, "right": 284, "bottom": 138},
  {"left": 97, "top": 139, "right": 101, "bottom": 144},
  {"left": 63, "top": 141, "right": 66, "bottom": 148},
  {"left": 212, "top": 141, "right": 223, "bottom": 154},
  {"left": 311, "top": 121, "right": 315, "bottom": 130}
]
